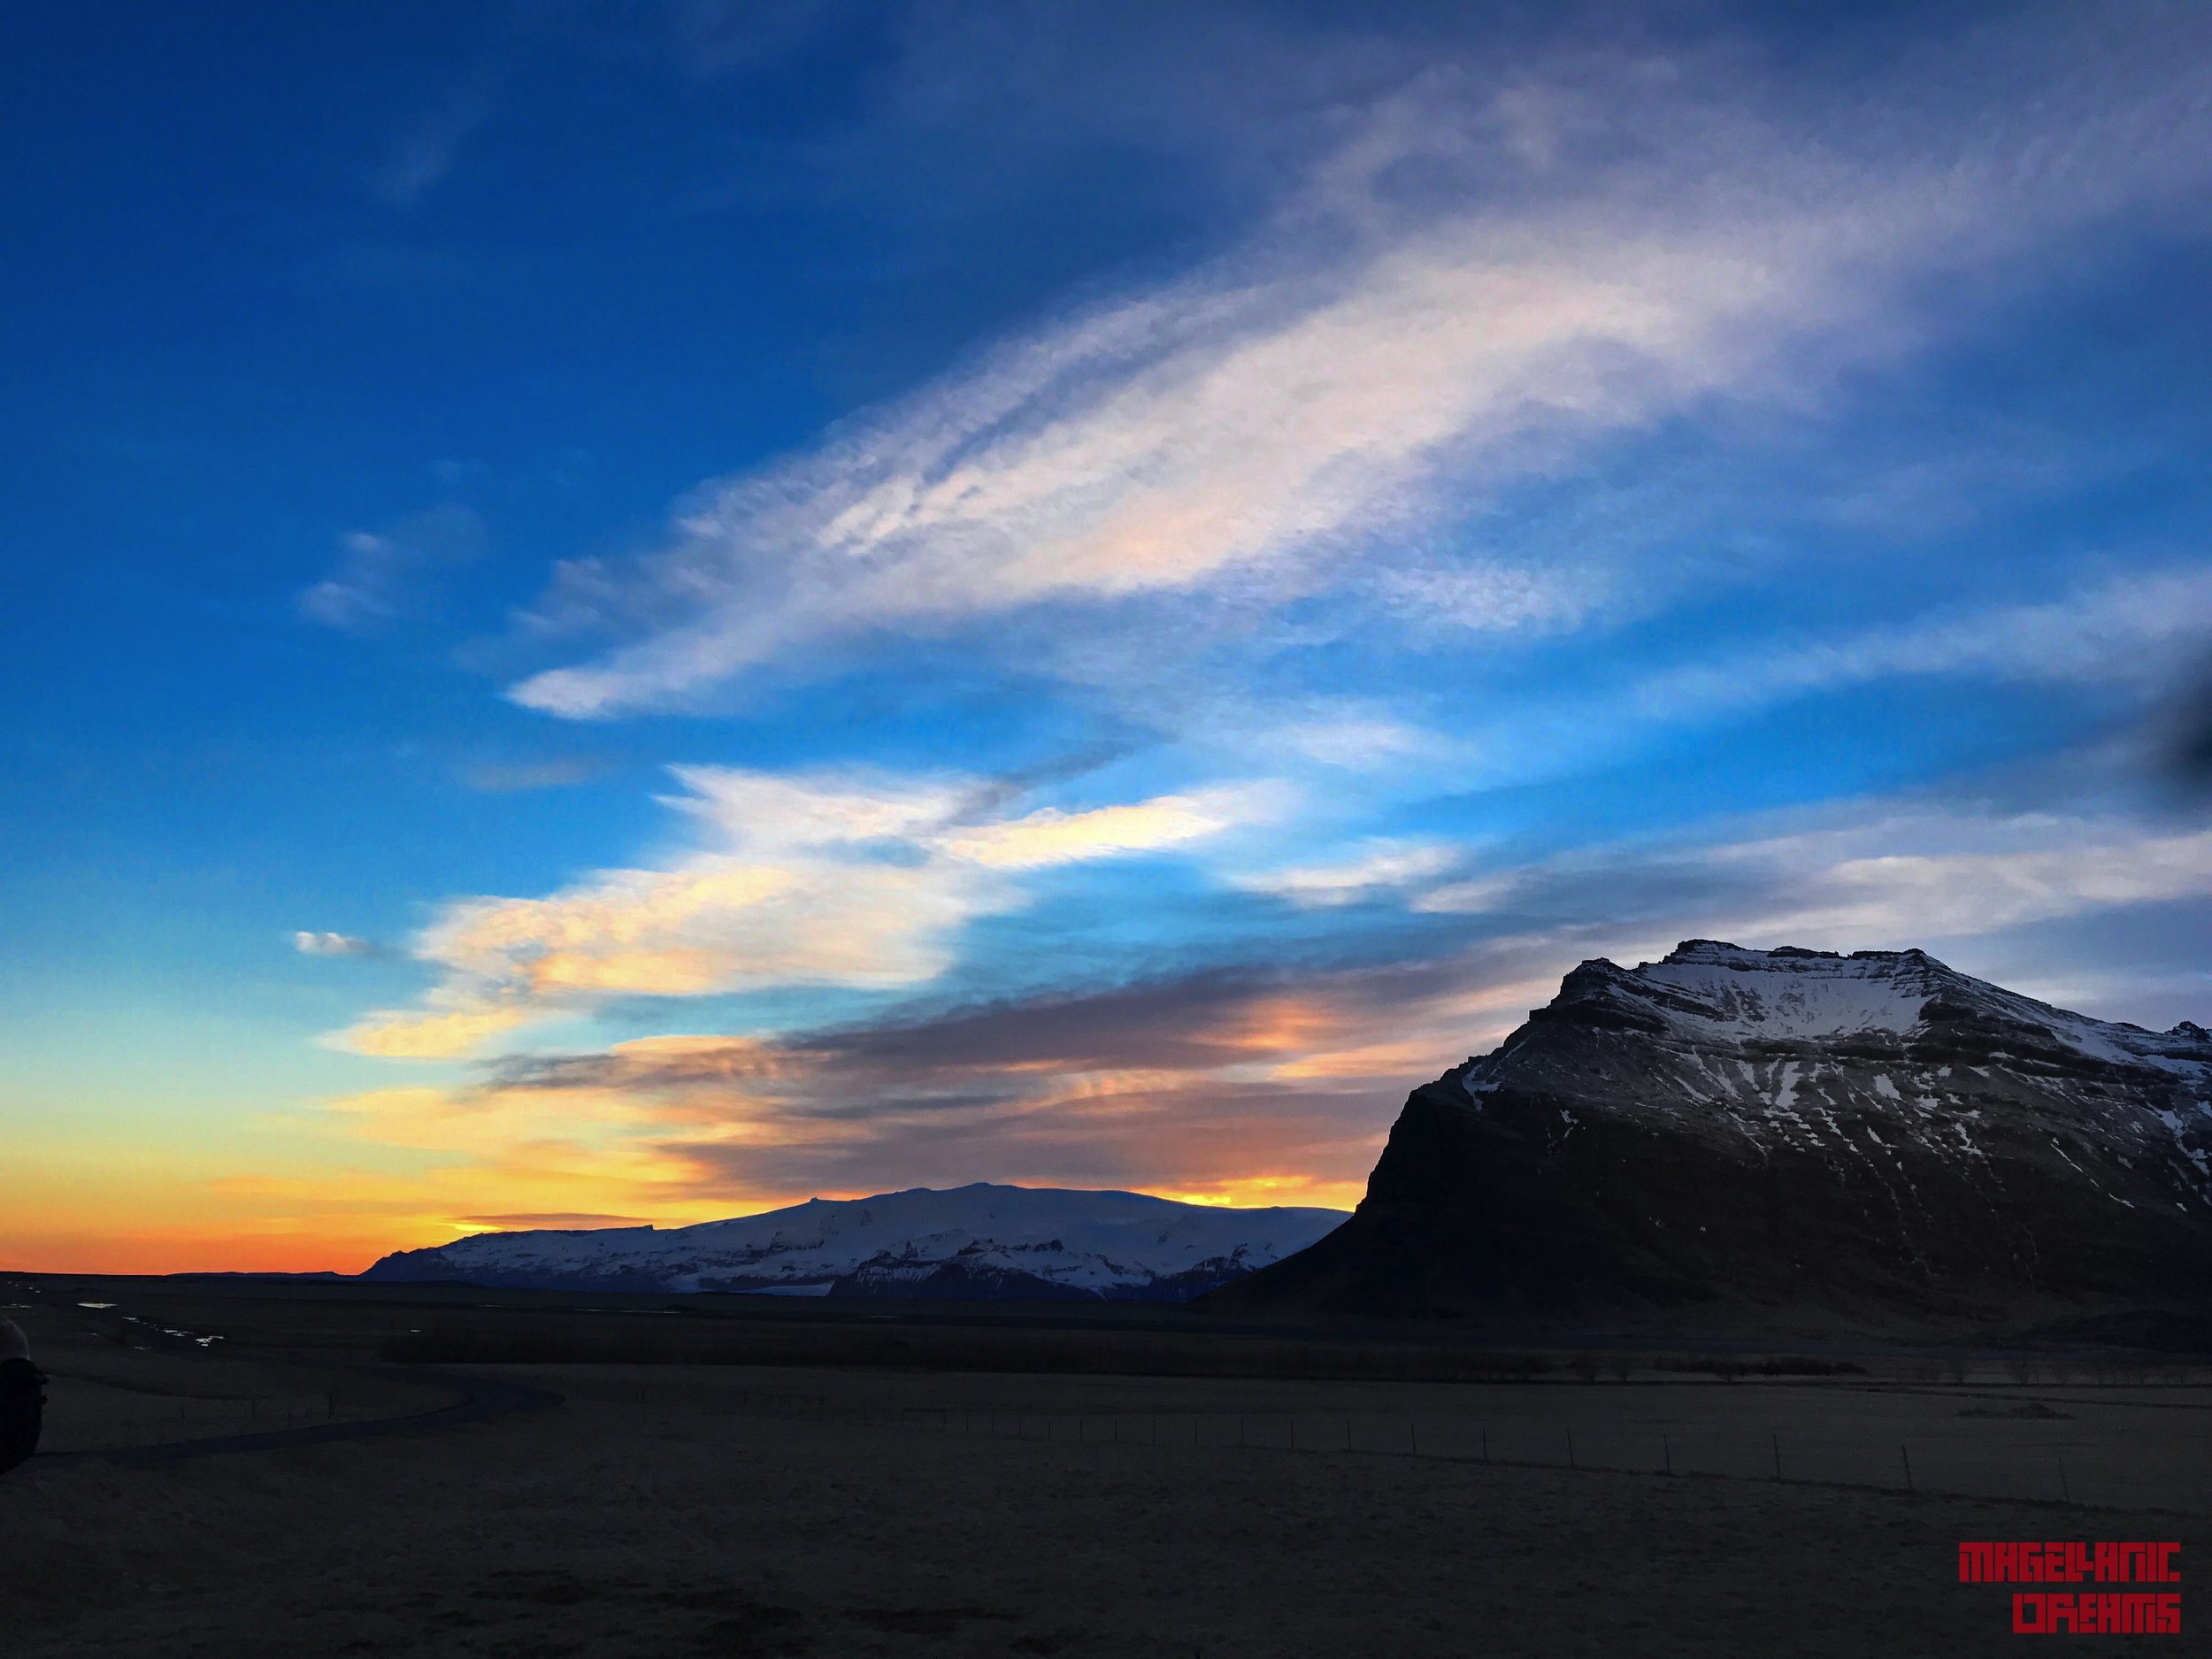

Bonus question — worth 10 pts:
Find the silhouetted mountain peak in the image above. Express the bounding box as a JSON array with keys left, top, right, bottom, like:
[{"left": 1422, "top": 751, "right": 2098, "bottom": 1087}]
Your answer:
[{"left": 1214, "top": 944, "right": 2212, "bottom": 1334}]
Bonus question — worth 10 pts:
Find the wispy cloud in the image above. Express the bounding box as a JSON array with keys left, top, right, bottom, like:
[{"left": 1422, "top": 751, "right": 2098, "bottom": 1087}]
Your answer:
[
  {"left": 503, "top": 16, "right": 2212, "bottom": 719},
  {"left": 297, "top": 503, "right": 486, "bottom": 633},
  {"left": 293, "top": 931, "right": 383, "bottom": 959},
  {"left": 342, "top": 1006, "right": 538, "bottom": 1061},
  {"left": 1708, "top": 816, "right": 2212, "bottom": 949},
  {"left": 369, "top": 80, "right": 498, "bottom": 210},
  {"left": 937, "top": 785, "right": 1279, "bottom": 870},
  {"left": 1271, "top": 712, "right": 1443, "bottom": 771},
  {"left": 1369, "top": 561, "right": 1601, "bottom": 634},
  {"left": 459, "top": 758, "right": 602, "bottom": 794},
  {"left": 332, "top": 764, "right": 1275, "bottom": 1058},
  {"left": 1235, "top": 841, "right": 1461, "bottom": 907},
  {"left": 1401, "top": 794, "right": 2212, "bottom": 990},
  {"left": 1284, "top": 566, "right": 2212, "bottom": 813},
  {"left": 1636, "top": 566, "right": 2212, "bottom": 721}
]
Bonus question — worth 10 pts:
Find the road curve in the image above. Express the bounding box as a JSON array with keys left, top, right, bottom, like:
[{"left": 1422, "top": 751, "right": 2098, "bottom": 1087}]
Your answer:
[{"left": 36, "top": 1366, "right": 562, "bottom": 1469}]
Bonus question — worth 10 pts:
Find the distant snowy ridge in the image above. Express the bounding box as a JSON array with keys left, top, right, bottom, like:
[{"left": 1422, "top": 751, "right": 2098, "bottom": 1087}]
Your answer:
[{"left": 362, "top": 1183, "right": 1349, "bottom": 1300}]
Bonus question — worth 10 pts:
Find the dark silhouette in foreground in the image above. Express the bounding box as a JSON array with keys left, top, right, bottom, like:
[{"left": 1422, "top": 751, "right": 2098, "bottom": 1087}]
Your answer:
[{"left": 0, "top": 1318, "right": 45, "bottom": 1477}]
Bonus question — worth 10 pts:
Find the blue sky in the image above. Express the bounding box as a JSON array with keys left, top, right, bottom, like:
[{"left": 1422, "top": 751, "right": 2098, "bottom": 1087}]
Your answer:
[{"left": 4, "top": 1, "right": 2211, "bottom": 1269}]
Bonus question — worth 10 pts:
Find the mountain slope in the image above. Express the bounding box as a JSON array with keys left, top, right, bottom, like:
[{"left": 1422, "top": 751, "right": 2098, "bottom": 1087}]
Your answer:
[
  {"left": 363, "top": 1183, "right": 1348, "bottom": 1301},
  {"left": 1211, "top": 941, "right": 2212, "bottom": 1333}
]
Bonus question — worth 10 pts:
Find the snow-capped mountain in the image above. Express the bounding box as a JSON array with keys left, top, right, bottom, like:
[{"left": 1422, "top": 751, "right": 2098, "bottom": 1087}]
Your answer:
[
  {"left": 362, "top": 1183, "right": 1348, "bottom": 1301},
  {"left": 1216, "top": 941, "right": 2212, "bottom": 1332}
]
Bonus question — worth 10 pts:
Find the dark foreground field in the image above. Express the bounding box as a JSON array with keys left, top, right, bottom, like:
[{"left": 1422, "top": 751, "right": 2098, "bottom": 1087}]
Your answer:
[{"left": 2, "top": 1277, "right": 2204, "bottom": 1656}]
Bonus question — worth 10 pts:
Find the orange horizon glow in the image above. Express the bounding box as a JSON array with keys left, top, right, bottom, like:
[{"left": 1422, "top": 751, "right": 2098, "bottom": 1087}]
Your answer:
[
  {"left": 4, "top": 937, "right": 1451, "bottom": 1279},
  {"left": 1, "top": 1171, "right": 1373, "bottom": 1279}
]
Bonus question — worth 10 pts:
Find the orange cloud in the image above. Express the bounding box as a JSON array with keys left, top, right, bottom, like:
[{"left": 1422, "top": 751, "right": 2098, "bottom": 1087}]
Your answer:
[
  {"left": 326, "top": 768, "right": 1279, "bottom": 1060},
  {"left": 334, "top": 1004, "right": 539, "bottom": 1059},
  {"left": 938, "top": 787, "right": 1268, "bottom": 869},
  {"left": 292, "top": 951, "right": 1539, "bottom": 1247},
  {"left": 1142, "top": 1172, "right": 1371, "bottom": 1212},
  {"left": 5, "top": 945, "right": 1561, "bottom": 1274}
]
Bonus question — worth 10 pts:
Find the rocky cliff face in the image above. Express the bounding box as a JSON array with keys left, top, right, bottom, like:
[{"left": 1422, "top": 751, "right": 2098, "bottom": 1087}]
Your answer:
[{"left": 1213, "top": 942, "right": 2212, "bottom": 1335}]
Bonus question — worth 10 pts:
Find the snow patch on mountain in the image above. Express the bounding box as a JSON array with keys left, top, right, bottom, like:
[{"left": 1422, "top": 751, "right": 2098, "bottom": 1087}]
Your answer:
[
  {"left": 1619, "top": 941, "right": 2212, "bottom": 1079},
  {"left": 1470, "top": 940, "right": 2212, "bottom": 1216},
  {"left": 1636, "top": 941, "right": 1939, "bottom": 1038},
  {"left": 362, "top": 1183, "right": 1349, "bottom": 1300}
]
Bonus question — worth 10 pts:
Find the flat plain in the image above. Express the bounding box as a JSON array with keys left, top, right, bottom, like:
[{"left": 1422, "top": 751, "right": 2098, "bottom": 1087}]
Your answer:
[{"left": 2, "top": 1280, "right": 2204, "bottom": 1657}]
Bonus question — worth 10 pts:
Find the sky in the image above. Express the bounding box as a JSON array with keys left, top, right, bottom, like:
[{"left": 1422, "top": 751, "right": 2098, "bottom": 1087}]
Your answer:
[{"left": 4, "top": 1, "right": 2212, "bottom": 1272}]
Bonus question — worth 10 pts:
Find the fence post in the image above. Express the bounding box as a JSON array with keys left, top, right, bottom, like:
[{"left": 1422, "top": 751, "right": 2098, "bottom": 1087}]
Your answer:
[
  {"left": 1901, "top": 1443, "right": 1914, "bottom": 1494},
  {"left": 1663, "top": 1432, "right": 1671, "bottom": 1476},
  {"left": 1567, "top": 1426, "right": 1576, "bottom": 1470},
  {"left": 1772, "top": 1432, "right": 1782, "bottom": 1481}
]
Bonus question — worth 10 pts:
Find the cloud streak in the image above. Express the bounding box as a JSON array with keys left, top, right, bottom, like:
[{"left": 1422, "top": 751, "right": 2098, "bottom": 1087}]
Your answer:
[
  {"left": 369, "top": 76, "right": 498, "bottom": 210},
  {"left": 460, "top": 758, "right": 602, "bottom": 794},
  {"left": 1235, "top": 841, "right": 1461, "bottom": 907},
  {"left": 505, "top": 14, "right": 2212, "bottom": 719},
  {"left": 297, "top": 504, "right": 486, "bottom": 633},
  {"left": 1635, "top": 566, "right": 2212, "bottom": 722},
  {"left": 294, "top": 931, "right": 383, "bottom": 959},
  {"left": 1409, "top": 798, "right": 2212, "bottom": 986}
]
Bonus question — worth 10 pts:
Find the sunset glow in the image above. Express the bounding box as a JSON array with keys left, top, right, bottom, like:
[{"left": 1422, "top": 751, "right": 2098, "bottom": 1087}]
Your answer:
[{"left": 7, "top": 4, "right": 2212, "bottom": 1273}]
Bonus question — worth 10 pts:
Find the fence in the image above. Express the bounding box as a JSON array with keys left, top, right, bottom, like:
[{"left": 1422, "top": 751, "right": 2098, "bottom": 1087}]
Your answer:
[{"left": 893, "top": 1405, "right": 2203, "bottom": 1513}]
